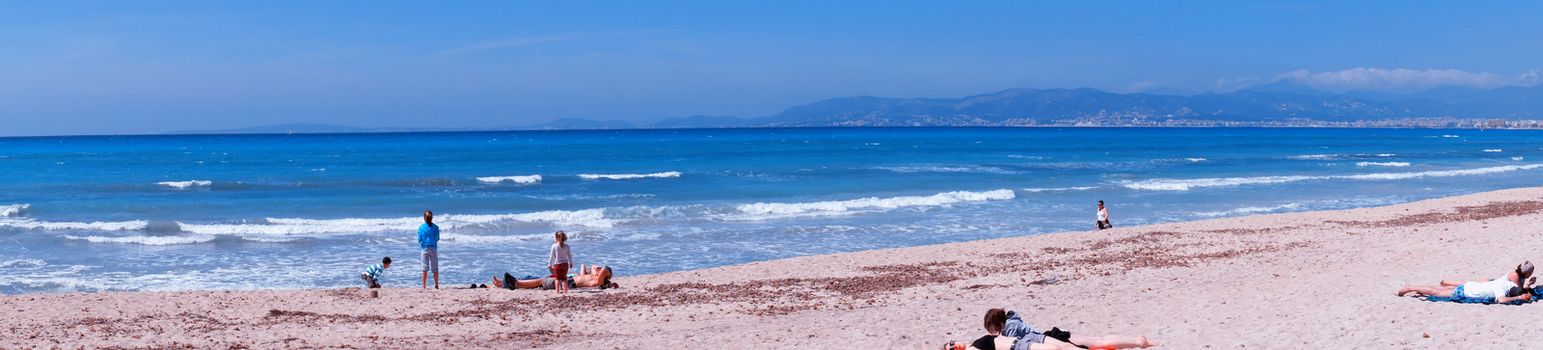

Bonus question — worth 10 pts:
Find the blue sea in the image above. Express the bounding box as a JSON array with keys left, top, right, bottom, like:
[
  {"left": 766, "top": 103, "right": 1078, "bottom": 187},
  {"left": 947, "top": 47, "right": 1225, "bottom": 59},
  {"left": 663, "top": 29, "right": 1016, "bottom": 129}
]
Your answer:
[{"left": 1, "top": 127, "right": 1540, "bottom": 293}]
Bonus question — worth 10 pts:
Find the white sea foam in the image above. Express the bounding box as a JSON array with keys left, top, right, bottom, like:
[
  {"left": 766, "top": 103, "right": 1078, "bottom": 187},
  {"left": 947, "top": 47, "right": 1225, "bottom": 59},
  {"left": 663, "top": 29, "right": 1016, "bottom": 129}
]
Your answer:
[
  {"left": 0, "top": 204, "right": 28, "bottom": 217},
  {"left": 1021, "top": 186, "right": 1098, "bottom": 193},
  {"left": 1513, "top": 156, "right": 1526, "bottom": 161},
  {"left": 0, "top": 207, "right": 619, "bottom": 239},
  {"left": 157, "top": 180, "right": 213, "bottom": 189},
  {"left": 1374, "top": 153, "right": 1397, "bottom": 157},
  {"left": 0, "top": 218, "right": 149, "bottom": 231},
  {"left": 1122, "top": 164, "right": 1543, "bottom": 191},
  {"left": 64, "top": 234, "right": 217, "bottom": 246},
  {"left": 731, "top": 189, "right": 1016, "bottom": 220},
  {"left": 578, "top": 171, "right": 682, "bottom": 180},
  {"left": 1356, "top": 162, "right": 1411, "bottom": 167},
  {"left": 440, "top": 233, "right": 550, "bottom": 244},
  {"left": 1186, "top": 158, "right": 1207, "bottom": 162},
  {"left": 1288, "top": 154, "right": 1339, "bottom": 160},
  {"left": 1196, "top": 202, "right": 1304, "bottom": 217},
  {"left": 1121, "top": 175, "right": 1319, "bottom": 191},
  {"left": 1008, "top": 155, "right": 1049, "bottom": 160},
  {"left": 876, "top": 166, "right": 1015, "bottom": 174},
  {"left": 1442, "top": 135, "right": 1460, "bottom": 138},
  {"left": 179, "top": 209, "right": 620, "bottom": 236},
  {"left": 476, "top": 175, "right": 542, "bottom": 184},
  {"left": 0, "top": 259, "right": 47, "bottom": 268},
  {"left": 1484, "top": 149, "right": 1503, "bottom": 153}
]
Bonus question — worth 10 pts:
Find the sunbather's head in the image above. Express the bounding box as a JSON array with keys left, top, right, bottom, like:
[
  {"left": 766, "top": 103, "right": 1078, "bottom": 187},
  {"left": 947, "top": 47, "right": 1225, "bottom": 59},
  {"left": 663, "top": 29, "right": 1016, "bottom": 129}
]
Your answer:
[
  {"left": 595, "top": 265, "right": 618, "bottom": 289},
  {"left": 983, "top": 308, "right": 1008, "bottom": 335},
  {"left": 1517, "top": 261, "right": 1534, "bottom": 282}
]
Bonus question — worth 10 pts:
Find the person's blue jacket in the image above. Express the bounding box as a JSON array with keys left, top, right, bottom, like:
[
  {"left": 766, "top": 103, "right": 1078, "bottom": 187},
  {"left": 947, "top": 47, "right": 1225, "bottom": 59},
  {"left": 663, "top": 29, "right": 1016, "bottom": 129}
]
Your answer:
[{"left": 417, "top": 223, "right": 439, "bottom": 249}]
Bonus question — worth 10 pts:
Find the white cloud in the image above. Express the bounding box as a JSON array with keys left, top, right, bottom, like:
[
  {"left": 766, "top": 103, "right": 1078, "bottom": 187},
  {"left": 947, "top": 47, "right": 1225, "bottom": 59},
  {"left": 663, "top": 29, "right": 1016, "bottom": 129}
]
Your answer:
[{"left": 1275, "top": 67, "right": 1541, "bottom": 92}]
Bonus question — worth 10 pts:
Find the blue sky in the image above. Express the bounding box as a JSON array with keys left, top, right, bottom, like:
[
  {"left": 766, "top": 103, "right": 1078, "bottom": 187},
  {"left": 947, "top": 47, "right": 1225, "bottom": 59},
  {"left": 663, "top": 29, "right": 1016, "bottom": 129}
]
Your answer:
[{"left": 2, "top": 1, "right": 1541, "bottom": 136}]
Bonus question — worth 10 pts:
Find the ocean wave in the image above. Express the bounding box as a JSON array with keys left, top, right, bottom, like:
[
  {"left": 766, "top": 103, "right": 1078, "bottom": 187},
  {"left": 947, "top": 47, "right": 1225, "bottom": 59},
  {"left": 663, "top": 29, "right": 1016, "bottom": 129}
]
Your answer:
[
  {"left": 525, "top": 193, "right": 656, "bottom": 201},
  {"left": 1288, "top": 154, "right": 1339, "bottom": 160},
  {"left": 1121, "top": 175, "right": 1318, "bottom": 191},
  {"left": 440, "top": 233, "right": 550, "bottom": 244},
  {"left": 875, "top": 166, "right": 1015, "bottom": 174},
  {"left": 731, "top": 189, "right": 1016, "bottom": 220},
  {"left": 1484, "top": 149, "right": 1503, "bottom": 153},
  {"left": 1, "top": 204, "right": 28, "bottom": 217},
  {"left": 1442, "top": 135, "right": 1460, "bottom": 138},
  {"left": 0, "top": 218, "right": 149, "bottom": 231},
  {"left": 1021, "top": 186, "right": 1098, "bottom": 193},
  {"left": 578, "top": 171, "right": 682, "bottom": 180},
  {"left": 1356, "top": 162, "right": 1411, "bottom": 167},
  {"left": 1186, "top": 158, "right": 1207, "bottom": 162},
  {"left": 157, "top": 180, "right": 213, "bottom": 189},
  {"left": 1196, "top": 203, "right": 1304, "bottom": 217},
  {"left": 1122, "top": 164, "right": 1543, "bottom": 191},
  {"left": 63, "top": 234, "right": 217, "bottom": 246},
  {"left": 0, "top": 259, "right": 47, "bottom": 268},
  {"left": 476, "top": 175, "right": 542, "bottom": 184},
  {"left": 178, "top": 209, "right": 619, "bottom": 236},
  {"left": 0, "top": 207, "right": 619, "bottom": 238},
  {"left": 1513, "top": 156, "right": 1525, "bottom": 161},
  {"left": 1007, "top": 155, "right": 1049, "bottom": 160}
]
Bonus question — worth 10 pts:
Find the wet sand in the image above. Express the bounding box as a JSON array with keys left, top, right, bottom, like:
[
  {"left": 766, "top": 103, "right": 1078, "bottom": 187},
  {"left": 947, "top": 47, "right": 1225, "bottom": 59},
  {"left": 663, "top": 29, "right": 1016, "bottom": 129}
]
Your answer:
[{"left": 5, "top": 187, "right": 1543, "bottom": 348}]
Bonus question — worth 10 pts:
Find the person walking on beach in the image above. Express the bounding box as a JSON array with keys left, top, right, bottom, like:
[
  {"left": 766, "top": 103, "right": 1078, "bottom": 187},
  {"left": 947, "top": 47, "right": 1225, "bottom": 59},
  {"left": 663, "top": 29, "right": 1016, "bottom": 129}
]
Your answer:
[
  {"left": 1095, "top": 200, "right": 1112, "bottom": 230},
  {"left": 548, "top": 230, "right": 574, "bottom": 294},
  {"left": 418, "top": 210, "right": 441, "bottom": 289}
]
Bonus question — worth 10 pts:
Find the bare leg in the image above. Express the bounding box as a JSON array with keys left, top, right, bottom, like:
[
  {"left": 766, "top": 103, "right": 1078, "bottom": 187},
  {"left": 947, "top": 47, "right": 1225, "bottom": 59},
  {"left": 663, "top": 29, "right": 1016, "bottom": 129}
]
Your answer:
[
  {"left": 1440, "top": 280, "right": 1466, "bottom": 287},
  {"left": 433, "top": 272, "right": 440, "bottom": 289},
  {"left": 1063, "top": 335, "right": 1156, "bottom": 349},
  {"left": 1397, "top": 285, "right": 1456, "bottom": 297},
  {"left": 422, "top": 271, "right": 428, "bottom": 289},
  {"left": 513, "top": 278, "right": 545, "bottom": 289},
  {"left": 491, "top": 276, "right": 504, "bottom": 289}
]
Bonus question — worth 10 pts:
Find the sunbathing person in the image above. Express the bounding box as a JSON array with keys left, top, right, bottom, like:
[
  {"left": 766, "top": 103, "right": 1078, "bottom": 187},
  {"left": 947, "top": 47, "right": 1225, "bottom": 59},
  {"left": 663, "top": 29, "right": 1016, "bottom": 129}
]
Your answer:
[
  {"left": 1396, "top": 261, "right": 1533, "bottom": 303},
  {"left": 1422, "top": 276, "right": 1536, "bottom": 304},
  {"left": 944, "top": 308, "right": 1156, "bottom": 350},
  {"left": 488, "top": 265, "right": 618, "bottom": 290}
]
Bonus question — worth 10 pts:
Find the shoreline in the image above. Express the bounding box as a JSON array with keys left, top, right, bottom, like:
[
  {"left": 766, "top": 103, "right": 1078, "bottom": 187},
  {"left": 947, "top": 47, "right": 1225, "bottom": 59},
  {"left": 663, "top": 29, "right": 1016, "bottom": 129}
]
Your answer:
[{"left": 6, "top": 186, "right": 1543, "bottom": 348}]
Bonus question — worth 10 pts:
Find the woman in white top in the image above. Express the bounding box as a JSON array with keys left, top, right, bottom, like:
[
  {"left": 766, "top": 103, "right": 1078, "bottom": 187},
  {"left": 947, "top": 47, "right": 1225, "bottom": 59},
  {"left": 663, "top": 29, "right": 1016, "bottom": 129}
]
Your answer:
[
  {"left": 1095, "top": 200, "right": 1111, "bottom": 230},
  {"left": 1396, "top": 261, "right": 1533, "bottom": 302}
]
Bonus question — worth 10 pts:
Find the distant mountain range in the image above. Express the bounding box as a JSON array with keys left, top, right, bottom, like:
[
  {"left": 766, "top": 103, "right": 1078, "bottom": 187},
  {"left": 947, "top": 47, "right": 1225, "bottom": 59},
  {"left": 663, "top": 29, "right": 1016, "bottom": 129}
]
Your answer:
[{"left": 174, "top": 82, "right": 1543, "bottom": 134}]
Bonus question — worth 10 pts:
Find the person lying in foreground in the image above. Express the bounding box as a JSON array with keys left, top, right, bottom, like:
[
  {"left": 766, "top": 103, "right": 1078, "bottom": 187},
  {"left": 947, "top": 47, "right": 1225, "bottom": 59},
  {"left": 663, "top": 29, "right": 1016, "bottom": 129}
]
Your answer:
[
  {"left": 943, "top": 308, "right": 1157, "bottom": 350},
  {"left": 1396, "top": 261, "right": 1533, "bottom": 304},
  {"left": 483, "top": 265, "right": 618, "bottom": 290}
]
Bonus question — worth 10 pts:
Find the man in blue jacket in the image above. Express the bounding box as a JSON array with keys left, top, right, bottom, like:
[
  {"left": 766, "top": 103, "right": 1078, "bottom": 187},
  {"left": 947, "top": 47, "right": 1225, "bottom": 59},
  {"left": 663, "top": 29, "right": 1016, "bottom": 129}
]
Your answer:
[{"left": 418, "top": 210, "right": 440, "bottom": 289}]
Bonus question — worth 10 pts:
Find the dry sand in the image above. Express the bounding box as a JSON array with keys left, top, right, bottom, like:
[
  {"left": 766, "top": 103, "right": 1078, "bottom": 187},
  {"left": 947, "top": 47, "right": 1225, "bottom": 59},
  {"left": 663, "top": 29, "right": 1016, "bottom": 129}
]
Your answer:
[{"left": 6, "top": 187, "right": 1543, "bottom": 349}]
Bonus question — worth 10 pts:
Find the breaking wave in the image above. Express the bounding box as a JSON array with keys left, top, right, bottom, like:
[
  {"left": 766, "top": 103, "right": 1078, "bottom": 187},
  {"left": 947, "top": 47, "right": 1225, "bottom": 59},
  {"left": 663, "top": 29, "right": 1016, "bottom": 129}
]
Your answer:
[
  {"left": 157, "top": 180, "right": 213, "bottom": 189},
  {"left": 578, "top": 172, "right": 682, "bottom": 180},
  {"left": 476, "top": 175, "right": 542, "bottom": 184},
  {"left": 1, "top": 204, "right": 28, "bottom": 217},
  {"left": 1121, "top": 164, "right": 1543, "bottom": 191},
  {"left": 731, "top": 189, "right": 1016, "bottom": 220},
  {"left": 1356, "top": 162, "right": 1410, "bottom": 167}
]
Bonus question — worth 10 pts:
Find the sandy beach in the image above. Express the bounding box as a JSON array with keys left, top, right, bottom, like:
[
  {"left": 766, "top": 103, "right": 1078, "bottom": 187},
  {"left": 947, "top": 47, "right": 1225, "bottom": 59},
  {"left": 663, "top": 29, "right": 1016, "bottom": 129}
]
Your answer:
[{"left": 5, "top": 186, "right": 1543, "bottom": 349}]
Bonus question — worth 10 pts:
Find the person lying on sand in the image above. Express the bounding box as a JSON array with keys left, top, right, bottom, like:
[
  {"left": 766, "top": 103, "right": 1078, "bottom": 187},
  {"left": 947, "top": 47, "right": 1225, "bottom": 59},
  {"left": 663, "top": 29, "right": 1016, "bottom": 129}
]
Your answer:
[
  {"left": 1418, "top": 276, "right": 1536, "bottom": 304},
  {"left": 482, "top": 265, "right": 618, "bottom": 290},
  {"left": 1396, "top": 261, "right": 1533, "bottom": 304},
  {"left": 943, "top": 308, "right": 1156, "bottom": 350}
]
